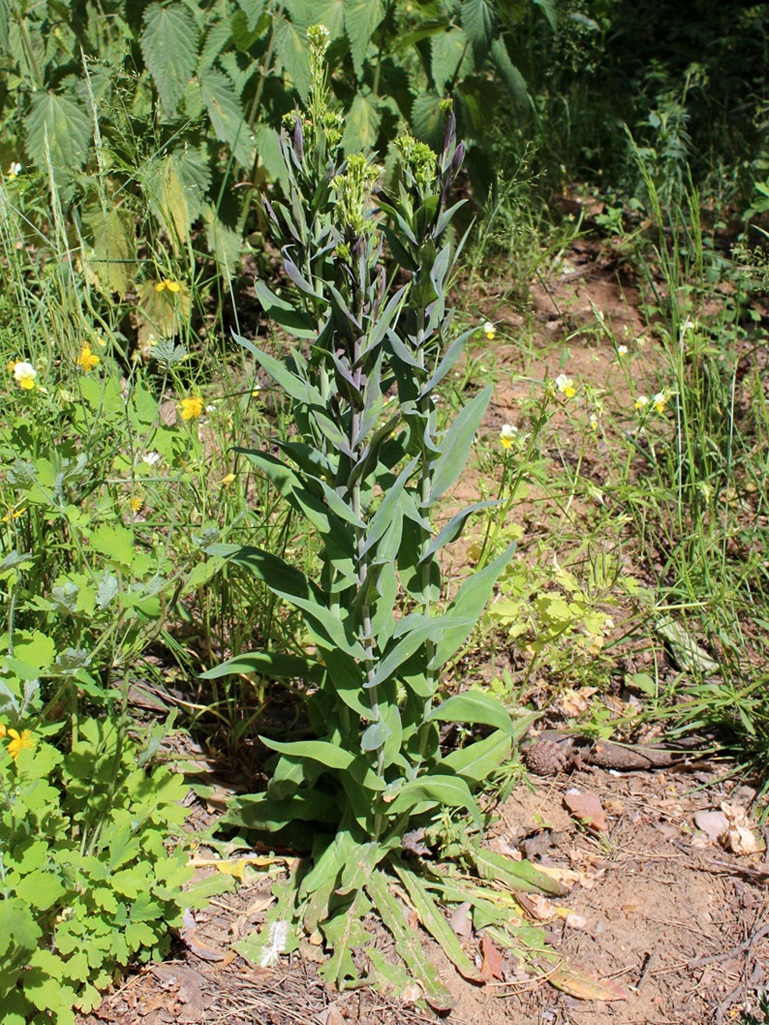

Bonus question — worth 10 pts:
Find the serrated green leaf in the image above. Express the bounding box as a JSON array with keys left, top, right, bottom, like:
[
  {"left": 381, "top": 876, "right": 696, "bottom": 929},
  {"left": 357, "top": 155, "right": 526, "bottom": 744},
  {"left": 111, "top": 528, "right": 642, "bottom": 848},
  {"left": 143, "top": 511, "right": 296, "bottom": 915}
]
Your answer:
[
  {"left": 489, "top": 38, "right": 530, "bottom": 107},
  {"left": 236, "top": 0, "right": 267, "bottom": 31},
  {"left": 431, "top": 28, "right": 472, "bottom": 92},
  {"left": 200, "top": 69, "right": 253, "bottom": 167},
  {"left": 141, "top": 3, "right": 198, "bottom": 119},
  {"left": 25, "top": 92, "right": 91, "bottom": 174},
  {"left": 410, "top": 91, "right": 445, "bottom": 149},
  {"left": 0, "top": 897, "right": 42, "bottom": 956},
  {"left": 318, "top": 890, "right": 372, "bottom": 986},
  {"left": 342, "top": 91, "right": 381, "bottom": 153},
  {"left": 461, "top": 0, "right": 496, "bottom": 65},
  {"left": 428, "top": 385, "right": 492, "bottom": 503},
  {"left": 344, "top": 0, "right": 384, "bottom": 76},
  {"left": 275, "top": 17, "right": 311, "bottom": 99}
]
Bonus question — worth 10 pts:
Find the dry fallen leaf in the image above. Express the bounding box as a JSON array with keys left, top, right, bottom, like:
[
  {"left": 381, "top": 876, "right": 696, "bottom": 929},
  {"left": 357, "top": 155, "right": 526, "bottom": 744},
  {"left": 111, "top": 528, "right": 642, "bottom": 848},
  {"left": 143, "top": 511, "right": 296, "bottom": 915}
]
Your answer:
[
  {"left": 564, "top": 789, "right": 607, "bottom": 833},
  {"left": 517, "top": 893, "right": 557, "bottom": 921},
  {"left": 725, "top": 826, "right": 760, "bottom": 855},
  {"left": 549, "top": 963, "right": 630, "bottom": 1001},
  {"left": 449, "top": 901, "right": 474, "bottom": 940},
  {"left": 480, "top": 932, "right": 506, "bottom": 981},
  {"left": 694, "top": 809, "right": 729, "bottom": 841}
]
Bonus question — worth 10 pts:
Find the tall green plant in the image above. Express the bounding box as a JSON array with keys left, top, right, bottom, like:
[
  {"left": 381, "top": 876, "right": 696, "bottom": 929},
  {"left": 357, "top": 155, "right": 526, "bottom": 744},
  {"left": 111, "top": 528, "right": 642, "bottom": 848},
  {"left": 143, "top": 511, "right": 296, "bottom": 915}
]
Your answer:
[{"left": 205, "top": 30, "right": 562, "bottom": 1004}]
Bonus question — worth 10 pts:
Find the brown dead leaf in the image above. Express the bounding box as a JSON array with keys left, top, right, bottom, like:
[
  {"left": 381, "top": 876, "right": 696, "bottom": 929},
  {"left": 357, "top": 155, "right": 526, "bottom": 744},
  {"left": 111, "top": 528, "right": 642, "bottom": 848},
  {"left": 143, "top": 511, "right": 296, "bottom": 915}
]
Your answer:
[
  {"left": 549, "top": 963, "right": 630, "bottom": 1001},
  {"left": 564, "top": 789, "right": 607, "bottom": 832},
  {"left": 180, "top": 910, "right": 228, "bottom": 962},
  {"left": 517, "top": 893, "right": 557, "bottom": 921},
  {"left": 480, "top": 932, "right": 506, "bottom": 981},
  {"left": 449, "top": 901, "right": 474, "bottom": 940}
]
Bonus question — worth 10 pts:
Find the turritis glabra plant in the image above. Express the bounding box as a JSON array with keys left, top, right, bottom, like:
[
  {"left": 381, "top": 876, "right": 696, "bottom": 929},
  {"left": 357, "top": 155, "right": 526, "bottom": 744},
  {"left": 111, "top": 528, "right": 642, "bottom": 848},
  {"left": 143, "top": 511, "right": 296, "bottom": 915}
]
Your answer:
[{"left": 204, "top": 26, "right": 564, "bottom": 1007}]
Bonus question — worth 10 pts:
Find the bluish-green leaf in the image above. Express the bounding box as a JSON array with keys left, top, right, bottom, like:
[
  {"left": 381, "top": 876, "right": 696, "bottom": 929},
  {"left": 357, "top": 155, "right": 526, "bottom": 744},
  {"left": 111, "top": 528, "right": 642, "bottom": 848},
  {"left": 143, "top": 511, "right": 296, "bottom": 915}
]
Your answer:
[
  {"left": 141, "top": 3, "right": 198, "bottom": 119},
  {"left": 428, "top": 385, "right": 492, "bottom": 503},
  {"left": 419, "top": 500, "right": 497, "bottom": 561},
  {"left": 388, "top": 773, "right": 481, "bottom": 828},
  {"left": 427, "top": 690, "right": 515, "bottom": 735},
  {"left": 441, "top": 729, "right": 512, "bottom": 782},
  {"left": 434, "top": 545, "right": 516, "bottom": 667},
  {"left": 202, "top": 652, "right": 322, "bottom": 681}
]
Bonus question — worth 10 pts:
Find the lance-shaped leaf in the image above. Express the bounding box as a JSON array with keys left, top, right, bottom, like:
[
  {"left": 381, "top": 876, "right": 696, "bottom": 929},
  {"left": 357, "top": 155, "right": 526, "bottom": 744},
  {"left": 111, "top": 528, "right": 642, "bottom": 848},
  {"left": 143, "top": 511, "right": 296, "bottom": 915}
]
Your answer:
[
  {"left": 386, "top": 773, "right": 482, "bottom": 829},
  {"left": 441, "top": 729, "right": 512, "bottom": 783},
  {"left": 365, "top": 868, "right": 454, "bottom": 1011},
  {"left": 475, "top": 849, "right": 569, "bottom": 897},
  {"left": 418, "top": 327, "right": 474, "bottom": 398},
  {"left": 392, "top": 862, "right": 484, "bottom": 983},
  {"left": 365, "top": 614, "right": 474, "bottom": 690},
  {"left": 427, "top": 689, "right": 515, "bottom": 735},
  {"left": 230, "top": 547, "right": 365, "bottom": 658},
  {"left": 428, "top": 385, "right": 493, "bottom": 504},
  {"left": 419, "top": 499, "right": 498, "bottom": 562},
  {"left": 201, "top": 651, "right": 322, "bottom": 682},
  {"left": 248, "top": 284, "right": 317, "bottom": 340},
  {"left": 222, "top": 791, "right": 337, "bottom": 831},
  {"left": 262, "top": 739, "right": 386, "bottom": 792},
  {"left": 433, "top": 545, "right": 516, "bottom": 668}
]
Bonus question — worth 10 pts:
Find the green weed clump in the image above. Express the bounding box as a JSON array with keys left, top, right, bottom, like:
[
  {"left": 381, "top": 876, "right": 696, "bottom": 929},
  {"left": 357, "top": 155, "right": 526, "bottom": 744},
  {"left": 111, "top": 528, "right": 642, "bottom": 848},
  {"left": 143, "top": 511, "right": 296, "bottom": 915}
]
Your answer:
[{"left": 0, "top": 716, "right": 199, "bottom": 1025}]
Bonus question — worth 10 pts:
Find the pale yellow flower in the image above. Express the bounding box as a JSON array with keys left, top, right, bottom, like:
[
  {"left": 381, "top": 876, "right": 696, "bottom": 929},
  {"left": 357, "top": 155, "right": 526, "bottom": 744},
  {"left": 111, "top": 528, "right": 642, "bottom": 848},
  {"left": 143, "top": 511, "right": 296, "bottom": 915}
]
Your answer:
[
  {"left": 76, "top": 345, "right": 100, "bottom": 372},
  {"left": 555, "top": 374, "right": 576, "bottom": 398},
  {"left": 653, "top": 391, "right": 667, "bottom": 414},
  {"left": 634, "top": 395, "right": 649, "bottom": 410},
  {"left": 155, "top": 279, "right": 181, "bottom": 293},
  {"left": 482, "top": 320, "right": 496, "bottom": 340},
  {"left": 220, "top": 473, "right": 236, "bottom": 486},
  {"left": 7, "top": 162, "right": 22, "bottom": 179},
  {"left": 12, "top": 361, "right": 37, "bottom": 390},
  {"left": 180, "top": 396, "right": 205, "bottom": 420},
  {"left": 499, "top": 424, "right": 518, "bottom": 450},
  {"left": 7, "top": 728, "right": 34, "bottom": 761}
]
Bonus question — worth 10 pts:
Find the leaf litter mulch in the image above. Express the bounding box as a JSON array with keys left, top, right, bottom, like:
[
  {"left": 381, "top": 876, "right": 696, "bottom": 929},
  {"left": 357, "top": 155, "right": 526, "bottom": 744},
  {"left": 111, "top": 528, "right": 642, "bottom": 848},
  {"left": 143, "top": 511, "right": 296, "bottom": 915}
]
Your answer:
[{"left": 80, "top": 239, "right": 769, "bottom": 1025}]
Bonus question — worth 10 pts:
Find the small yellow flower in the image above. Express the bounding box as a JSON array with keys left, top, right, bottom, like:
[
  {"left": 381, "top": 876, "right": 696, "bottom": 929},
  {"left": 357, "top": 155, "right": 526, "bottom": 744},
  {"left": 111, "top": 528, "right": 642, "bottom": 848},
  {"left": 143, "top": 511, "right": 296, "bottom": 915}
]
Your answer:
[
  {"left": 482, "top": 320, "right": 496, "bottom": 340},
  {"left": 7, "top": 162, "right": 22, "bottom": 179},
  {"left": 555, "top": 373, "right": 576, "bottom": 398},
  {"left": 130, "top": 495, "right": 143, "bottom": 513},
  {"left": 180, "top": 396, "right": 205, "bottom": 420},
  {"left": 616, "top": 344, "right": 628, "bottom": 356},
  {"left": 2, "top": 507, "right": 25, "bottom": 523},
  {"left": 7, "top": 728, "right": 34, "bottom": 761},
  {"left": 653, "top": 391, "right": 667, "bottom": 414},
  {"left": 499, "top": 423, "right": 518, "bottom": 450},
  {"left": 634, "top": 395, "right": 649, "bottom": 410},
  {"left": 220, "top": 473, "right": 236, "bottom": 486},
  {"left": 155, "top": 279, "right": 181, "bottom": 293},
  {"left": 76, "top": 345, "right": 100, "bottom": 372},
  {"left": 0, "top": 723, "right": 6, "bottom": 738},
  {"left": 12, "top": 361, "right": 37, "bottom": 390},
  {"left": 589, "top": 414, "right": 599, "bottom": 430}
]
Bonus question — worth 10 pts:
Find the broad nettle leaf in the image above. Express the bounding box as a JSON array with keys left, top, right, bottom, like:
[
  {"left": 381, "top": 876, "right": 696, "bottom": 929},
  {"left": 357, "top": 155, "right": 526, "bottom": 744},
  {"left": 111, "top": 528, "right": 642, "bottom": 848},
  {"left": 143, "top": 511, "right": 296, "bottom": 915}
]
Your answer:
[
  {"left": 275, "top": 17, "right": 311, "bottom": 100},
  {"left": 461, "top": 0, "right": 497, "bottom": 66},
  {"left": 25, "top": 92, "right": 91, "bottom": 174},
  {"left": 200, "top": 69, "right": 254, "bottom": 167},
  {"left": 141, "top": 3, "right": 199, "bottom": 119},
  {"left": 343, "top": 0, "right": 384, "bottom": 77},
  {"left": 431, "top": 28, "right": 473, "bottom": 92},
  {"left": 342, "top": 92, "right": 381, "bottom": 154}
]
